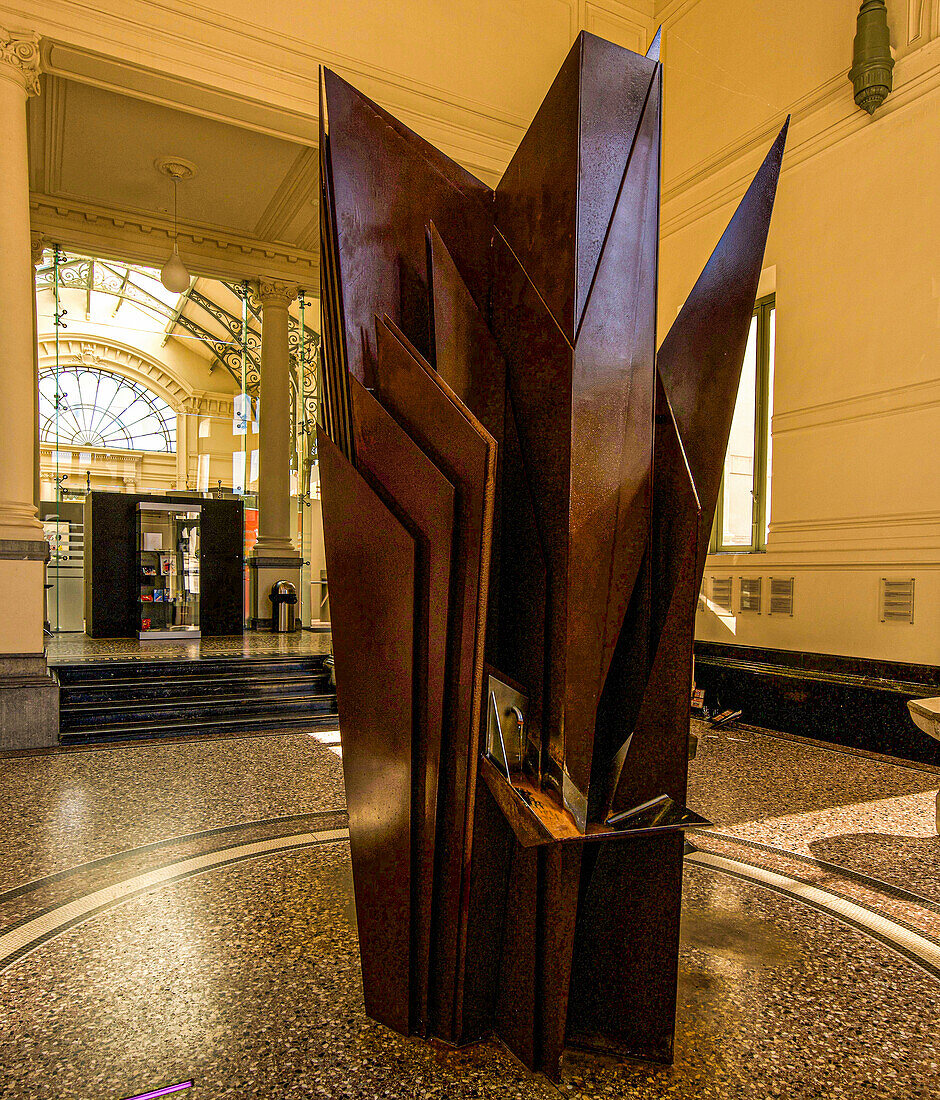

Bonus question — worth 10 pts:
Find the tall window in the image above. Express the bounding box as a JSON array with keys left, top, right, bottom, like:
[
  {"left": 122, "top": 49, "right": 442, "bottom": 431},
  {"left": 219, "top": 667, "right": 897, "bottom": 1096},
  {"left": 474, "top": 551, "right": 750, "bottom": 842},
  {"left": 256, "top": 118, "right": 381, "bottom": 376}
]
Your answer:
[
  {"left": 39, "top": 367, "right": 176, "bottom": 452},
  {"left": 711, "top": 294, "right": 775, "bottom": 552}
]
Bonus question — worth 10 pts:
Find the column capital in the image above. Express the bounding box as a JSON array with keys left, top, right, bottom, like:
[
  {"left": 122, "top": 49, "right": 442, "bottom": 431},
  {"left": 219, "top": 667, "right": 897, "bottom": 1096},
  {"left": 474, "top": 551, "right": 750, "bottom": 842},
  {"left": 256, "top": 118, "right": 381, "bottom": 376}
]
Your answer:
[
  {"left": 0, "top": 27, "right": 41, "bottom": 97},
  {"left": 258, "top": 280, "right": 297, "bottom": 310},
  {"left": 30, "top": 230, "right": 44, "bottom": 268}
]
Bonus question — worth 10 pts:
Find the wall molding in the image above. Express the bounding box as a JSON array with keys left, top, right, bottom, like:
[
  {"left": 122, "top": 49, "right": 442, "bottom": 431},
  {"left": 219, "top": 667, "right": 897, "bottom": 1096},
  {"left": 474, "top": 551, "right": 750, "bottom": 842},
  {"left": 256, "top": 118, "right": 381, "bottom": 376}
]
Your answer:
[
  {"left": 661, "top": 32, "right": 940, "bottom": 239},
  {"left": 708, "top": 509, "right": 940, "bottom": 569},
  {"left": 771, "top": 510, "right": 940, "bottom": 535},
  {"left": 654, "top": 0, "right": 703, "bottom": 29},
  {"left": 772, "top": 377, "right": 940, "bottom": 435},
  {"left": 909, "top": 1, "right": 940, "bottom": 46},
  {"left": 704, "top": 557, "right": 940, "bottom": 572},
  {"left": 582, "top": 1, "right": 651, "bottom": 52}
]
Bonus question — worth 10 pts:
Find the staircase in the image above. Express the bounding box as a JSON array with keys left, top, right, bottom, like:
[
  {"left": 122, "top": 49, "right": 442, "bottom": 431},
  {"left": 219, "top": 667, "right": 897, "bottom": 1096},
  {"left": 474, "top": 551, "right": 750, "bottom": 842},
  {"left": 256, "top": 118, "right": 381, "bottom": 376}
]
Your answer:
[{"left": 54, "top": 655, "right": 338, "bottom": 744}]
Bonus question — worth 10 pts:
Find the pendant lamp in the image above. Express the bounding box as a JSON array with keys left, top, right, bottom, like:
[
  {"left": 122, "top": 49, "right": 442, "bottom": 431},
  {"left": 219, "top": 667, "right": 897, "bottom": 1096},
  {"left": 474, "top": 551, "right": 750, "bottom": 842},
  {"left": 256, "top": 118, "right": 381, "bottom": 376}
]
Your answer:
[{"left": 155, "top": 157, "right": 196, "bottom": 293}]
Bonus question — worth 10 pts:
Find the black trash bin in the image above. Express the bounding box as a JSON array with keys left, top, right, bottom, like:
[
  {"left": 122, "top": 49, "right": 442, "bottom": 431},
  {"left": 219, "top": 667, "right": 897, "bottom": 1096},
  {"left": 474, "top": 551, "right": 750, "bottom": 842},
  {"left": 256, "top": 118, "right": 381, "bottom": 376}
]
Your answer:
[{"left": 270, "top": 580, "right": 298, "bottom": 633}]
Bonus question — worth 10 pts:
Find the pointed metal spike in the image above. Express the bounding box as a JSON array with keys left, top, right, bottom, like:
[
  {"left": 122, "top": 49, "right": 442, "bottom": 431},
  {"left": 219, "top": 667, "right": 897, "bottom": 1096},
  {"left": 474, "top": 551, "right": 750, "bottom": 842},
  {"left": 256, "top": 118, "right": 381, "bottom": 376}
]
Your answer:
[
  {"left": 646, "top": 26, "right": 662, "bottom": 62},
  {"left": 657, "top": 117, "right": 789, "bottom": 589}
]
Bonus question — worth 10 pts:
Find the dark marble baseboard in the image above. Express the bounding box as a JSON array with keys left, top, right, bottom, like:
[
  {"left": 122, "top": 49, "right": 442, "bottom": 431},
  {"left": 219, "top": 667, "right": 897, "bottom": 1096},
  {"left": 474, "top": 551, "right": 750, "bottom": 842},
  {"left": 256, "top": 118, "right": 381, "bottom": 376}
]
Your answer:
[
  {"left": 693, "top": 642, "right": 940, "bottom": 767},
  {"left": 0, "top": 664, "right": 58, "bottom": 750}
]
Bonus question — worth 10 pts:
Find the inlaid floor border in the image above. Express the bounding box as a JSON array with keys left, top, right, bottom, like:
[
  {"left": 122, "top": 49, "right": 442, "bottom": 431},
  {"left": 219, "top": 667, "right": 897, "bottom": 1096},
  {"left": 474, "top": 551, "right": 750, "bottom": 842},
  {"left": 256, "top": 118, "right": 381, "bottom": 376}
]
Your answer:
[
  {"left": 698, "top": 829, "right": 940, "bottom": 919},
  {"left": 0, "top": 828, "right": 350, "bottom": 973},
  {"left": 686, "top": 849, "right": 940, "bottom": 982},
  {"left": 2, "top": 822, "right": 939, "bottom": 994},
  {"left": 0, "top": 808, "right": 348, "bottom": 904}
]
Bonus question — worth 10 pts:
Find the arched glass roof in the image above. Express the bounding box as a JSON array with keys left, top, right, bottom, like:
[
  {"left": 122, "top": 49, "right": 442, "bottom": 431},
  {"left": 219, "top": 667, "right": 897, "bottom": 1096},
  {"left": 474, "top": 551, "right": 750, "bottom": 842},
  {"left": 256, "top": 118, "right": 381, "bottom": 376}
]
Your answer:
[{"left": 34, "top": 249, "right": 318, "bottom": 397}]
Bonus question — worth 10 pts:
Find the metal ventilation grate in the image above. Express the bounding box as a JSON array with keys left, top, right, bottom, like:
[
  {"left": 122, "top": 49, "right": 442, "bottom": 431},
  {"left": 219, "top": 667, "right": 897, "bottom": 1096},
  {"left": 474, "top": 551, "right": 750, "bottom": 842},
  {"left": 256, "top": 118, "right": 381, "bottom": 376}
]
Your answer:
[
  {"left": 739, "top": 576, "right": 762, "bottom": 613},
  {"left": 880, "top": 578, "right": 914, "bottom": 623},
  {"left": 711, "top": 576, "right": 733, "bottom": 613},
  {"left": 769, "top": 577, "right": 794, "bottom": 616}
]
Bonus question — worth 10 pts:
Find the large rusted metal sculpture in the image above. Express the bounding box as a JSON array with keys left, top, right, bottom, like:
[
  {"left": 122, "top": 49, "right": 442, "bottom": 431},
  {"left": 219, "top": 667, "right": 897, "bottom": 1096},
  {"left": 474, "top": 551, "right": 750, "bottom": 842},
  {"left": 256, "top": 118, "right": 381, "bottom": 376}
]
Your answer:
[{"left": 318, "top": 31, "right": 787, "bottom": 1077}]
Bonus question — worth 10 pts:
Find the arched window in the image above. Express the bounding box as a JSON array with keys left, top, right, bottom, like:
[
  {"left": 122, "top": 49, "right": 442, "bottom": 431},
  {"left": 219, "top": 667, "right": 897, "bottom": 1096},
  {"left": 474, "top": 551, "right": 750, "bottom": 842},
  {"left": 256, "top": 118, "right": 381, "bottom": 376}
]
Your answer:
[{"left": 39, "top": 367, "right": 176, "bottom": 452}]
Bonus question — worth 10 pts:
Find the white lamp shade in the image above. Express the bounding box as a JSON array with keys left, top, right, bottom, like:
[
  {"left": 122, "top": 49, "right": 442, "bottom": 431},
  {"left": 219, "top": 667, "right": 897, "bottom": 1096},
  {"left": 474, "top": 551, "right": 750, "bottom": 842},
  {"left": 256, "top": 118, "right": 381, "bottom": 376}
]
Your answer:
[{"left": 160, "top": 245, "right": 191, "bottom": 293}]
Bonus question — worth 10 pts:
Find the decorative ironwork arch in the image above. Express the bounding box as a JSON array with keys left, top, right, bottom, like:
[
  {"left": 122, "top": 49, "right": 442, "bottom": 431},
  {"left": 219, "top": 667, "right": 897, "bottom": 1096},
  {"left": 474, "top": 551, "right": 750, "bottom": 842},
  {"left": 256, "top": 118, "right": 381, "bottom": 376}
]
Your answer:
[{"left": 35, "top": 250, "right": 321, "bottom": 405}]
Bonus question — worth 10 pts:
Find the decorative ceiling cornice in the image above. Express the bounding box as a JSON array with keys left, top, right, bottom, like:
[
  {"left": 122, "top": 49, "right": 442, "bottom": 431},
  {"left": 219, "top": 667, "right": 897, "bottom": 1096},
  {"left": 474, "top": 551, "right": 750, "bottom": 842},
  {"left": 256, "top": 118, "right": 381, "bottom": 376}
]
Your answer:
[
  {"left": 29, "top": 192, "right": 319, "bottom": 284},
  {"left": 30, "top": 228, "right": 44, "bottom": 266},
  {"left": 32, "top": 17, "right": 521, "bottom": 182}
]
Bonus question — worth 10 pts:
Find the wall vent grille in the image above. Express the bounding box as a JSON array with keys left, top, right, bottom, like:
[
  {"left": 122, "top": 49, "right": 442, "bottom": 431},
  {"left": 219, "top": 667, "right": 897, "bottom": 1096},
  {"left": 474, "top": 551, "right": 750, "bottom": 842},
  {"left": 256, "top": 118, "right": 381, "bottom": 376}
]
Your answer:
[
  {"left": 769, "top": 577, "right": 794, "bottom": 616},
  {"left": 880, "top": 578, "right": 914, "bottom": 623},
  {"left": 712, "top": 576, "right": 733, "bottom": 613},
  {"left": 740, "top": 576, "right": 762, "bottom": 613}
]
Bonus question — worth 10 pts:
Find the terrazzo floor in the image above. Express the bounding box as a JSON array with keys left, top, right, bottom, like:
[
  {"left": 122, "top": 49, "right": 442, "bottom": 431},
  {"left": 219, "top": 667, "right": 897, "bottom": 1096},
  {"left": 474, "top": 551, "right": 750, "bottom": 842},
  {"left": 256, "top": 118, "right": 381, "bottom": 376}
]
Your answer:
[{"left": 0, "top": 722, "right": 937, "bottom": 1099}]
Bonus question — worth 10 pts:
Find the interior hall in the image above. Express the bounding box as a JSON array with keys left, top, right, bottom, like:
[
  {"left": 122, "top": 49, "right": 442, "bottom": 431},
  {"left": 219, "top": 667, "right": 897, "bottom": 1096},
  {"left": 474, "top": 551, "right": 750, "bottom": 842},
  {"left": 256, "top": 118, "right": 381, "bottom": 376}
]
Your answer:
[{"left": 0, "top": 3, "right": 937, "bottom": 1098}]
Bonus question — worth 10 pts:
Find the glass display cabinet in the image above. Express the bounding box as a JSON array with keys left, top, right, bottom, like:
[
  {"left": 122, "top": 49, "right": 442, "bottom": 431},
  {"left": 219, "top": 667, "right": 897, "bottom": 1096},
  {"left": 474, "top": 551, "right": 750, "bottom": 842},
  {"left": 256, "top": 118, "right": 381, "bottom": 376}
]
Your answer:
[{"left": 136, "top": 502, "right": 201, "bottom": 639}]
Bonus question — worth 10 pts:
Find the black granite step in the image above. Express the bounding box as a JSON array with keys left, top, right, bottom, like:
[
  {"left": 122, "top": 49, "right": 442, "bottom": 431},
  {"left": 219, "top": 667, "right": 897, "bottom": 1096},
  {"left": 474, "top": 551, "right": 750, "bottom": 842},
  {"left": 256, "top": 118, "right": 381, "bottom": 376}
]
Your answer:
[
  {"left": 60, "top": 691, "right": 337, "bottom": 731},
  {"left": 58, "top": 710, "right": 339, "bottom": 745},
  {"left": 52, "top": 653, "right": 338, "bottom": 743},
  {"left": 53, "top": 655, "right": 327, "bottom": 683},
  {"left": 60, "top": 673, "right": 330, "bottom": 705}
]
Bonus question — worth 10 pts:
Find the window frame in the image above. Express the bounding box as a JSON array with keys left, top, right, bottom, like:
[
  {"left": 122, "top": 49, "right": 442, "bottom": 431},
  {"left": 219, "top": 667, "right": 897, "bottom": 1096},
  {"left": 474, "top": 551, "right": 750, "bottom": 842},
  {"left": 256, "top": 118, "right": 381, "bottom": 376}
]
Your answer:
[
  {"left": 710, "top": 293, "right": 775, "bottom": 554},
  {"left": 38, "top": 366, "right": 177, "bottom": 454}
]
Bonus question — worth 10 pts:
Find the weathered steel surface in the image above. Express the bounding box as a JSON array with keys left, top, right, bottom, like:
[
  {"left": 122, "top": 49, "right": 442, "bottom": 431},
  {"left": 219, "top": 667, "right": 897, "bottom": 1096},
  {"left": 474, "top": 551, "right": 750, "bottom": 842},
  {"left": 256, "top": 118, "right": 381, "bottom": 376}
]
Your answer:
[
  {"left": 370, "top": 318, "right": 496, "bottom": 1042},
  {"left": 563, "top": 63, "right": 662, "bottom": 812},
  {"left": 316, "top": 29, "right": 786, "bottom": 1079},
  {"left": 349, "top": 378, "right": 456, "bottom": 1033},
  {"left": 317, "top": 427, "right": 415, "bottom": 1033},
  {"left": 610, "top": 374, "right": 700, "bottom": 816},
  {"left": 566, "top": 834, "right": 685, "bottom": 1061},
  {"left": 494, "top": 39, "right": 581, "bottom": 338},
  {"left": 489, "top": 230, "right": 574, "bottom": 780},
  {"left": 657, "top": 119, "right": 789, "bottom": 588},
  {"left": 428, "top": 222, "right": 508, "bottom": 654},
  {"left": 322, "top": 68, "right": 493, "bottom": 386}
]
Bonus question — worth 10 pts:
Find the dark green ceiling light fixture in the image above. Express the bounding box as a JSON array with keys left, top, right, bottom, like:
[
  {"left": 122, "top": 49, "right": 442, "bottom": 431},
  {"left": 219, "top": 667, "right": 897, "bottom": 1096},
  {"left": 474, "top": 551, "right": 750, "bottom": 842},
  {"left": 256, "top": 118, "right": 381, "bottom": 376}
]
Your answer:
[{"left": 849, "top": 0, "right": 894, "bottom": 114}]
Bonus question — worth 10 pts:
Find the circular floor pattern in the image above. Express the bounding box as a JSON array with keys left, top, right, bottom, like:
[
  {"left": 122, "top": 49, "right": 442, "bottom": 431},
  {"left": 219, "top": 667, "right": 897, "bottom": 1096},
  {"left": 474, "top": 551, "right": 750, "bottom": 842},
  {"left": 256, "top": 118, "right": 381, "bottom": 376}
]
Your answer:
[{"left": 0, "top": 834, "right": 937, "bottom": 1100}]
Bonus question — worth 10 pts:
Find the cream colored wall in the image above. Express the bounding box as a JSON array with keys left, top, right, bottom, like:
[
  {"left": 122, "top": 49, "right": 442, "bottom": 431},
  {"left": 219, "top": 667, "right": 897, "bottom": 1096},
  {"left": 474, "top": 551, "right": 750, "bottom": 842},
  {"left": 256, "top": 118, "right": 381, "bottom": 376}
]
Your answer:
[
  {"left": 656, "top": 1, "right": 940, "bottom": 665},
  {"left": 40, "top": 445, "right": 177, "bottom": 497},
  {"left": 13, "top": 0, "right": 939, "bottom": 662}
]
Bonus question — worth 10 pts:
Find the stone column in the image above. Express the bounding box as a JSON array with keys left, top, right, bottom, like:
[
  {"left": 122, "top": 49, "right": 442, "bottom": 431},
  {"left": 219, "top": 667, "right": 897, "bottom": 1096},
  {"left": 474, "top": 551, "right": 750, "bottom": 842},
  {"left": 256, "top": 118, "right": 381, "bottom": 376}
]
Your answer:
[
  {"left": 30, "top": 230, "right": 43, "bottom": 513},
  {"left": 0, "top": 27, "right": 57, "bottom": 748},
  {"left": 175, "top": 408, "right": 190, "bottom": 490},
  {"left": 248, "top": 280, "right": 302, "bottom": 629}
]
